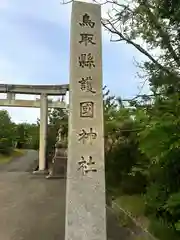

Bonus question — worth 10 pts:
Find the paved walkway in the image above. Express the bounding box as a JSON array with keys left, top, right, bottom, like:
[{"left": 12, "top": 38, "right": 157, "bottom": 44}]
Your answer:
[
  {"left": 0, "top": 149, "right": 38, "bottom": 172},
  {"left": 0, "top": 150, "right": 132, "bottom": 240}
]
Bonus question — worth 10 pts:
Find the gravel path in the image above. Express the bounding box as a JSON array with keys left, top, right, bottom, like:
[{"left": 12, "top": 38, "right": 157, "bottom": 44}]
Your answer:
[{"left": 0, "top": 150, "right": 132, "bottom": 240}]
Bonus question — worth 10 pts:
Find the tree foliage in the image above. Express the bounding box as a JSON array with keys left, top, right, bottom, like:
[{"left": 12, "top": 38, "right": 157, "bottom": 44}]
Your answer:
[
  {"left": 0, "top": 110, "right": 39, "bottom": 155},
  {"left": 103, "top": 88, "right": 148, "bottom": 195},
  {"left": 99, "top": 0, "right": 180, "bottom": 237},
  {"left": 0, "top": 110, "right": 16, "bottom": 154}
]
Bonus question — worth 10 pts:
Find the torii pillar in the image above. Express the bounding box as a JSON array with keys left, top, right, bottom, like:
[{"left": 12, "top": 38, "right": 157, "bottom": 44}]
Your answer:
[
  {"left": 39, "top": 93, "right": 48, "bottom": 171},
  {"left": 33, "top": 93, "right": 48, "bottom": 173}
]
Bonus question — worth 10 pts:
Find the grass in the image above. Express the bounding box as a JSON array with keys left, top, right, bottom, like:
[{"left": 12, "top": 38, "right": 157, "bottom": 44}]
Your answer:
[
  {"left": 113, "top": 194, "right": 157, "bottom": 239},
  {"left": 115, "top": 194, "right": 149, "bottom": 229},
  {"left": 116, "top": 195, "right": 145, "bottom": 216},
  {"left": 133, "top": 236, "right": 153, "bottom": 240},
  {"left": 0, "top": 148, "right": 25, "bottom": 164}
]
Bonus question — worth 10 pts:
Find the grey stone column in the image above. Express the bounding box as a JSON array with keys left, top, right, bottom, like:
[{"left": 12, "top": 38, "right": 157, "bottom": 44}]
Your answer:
[
  {"left": 38, "top": 93, "right": 48, "bottom": 171},
  {"left": 65, "top": 1, "right": 107, "bottom": 240}
]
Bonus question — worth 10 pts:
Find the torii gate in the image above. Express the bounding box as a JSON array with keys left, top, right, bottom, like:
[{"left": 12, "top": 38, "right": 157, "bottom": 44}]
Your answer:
[{"left": 0, "top": 83, "right": 69, "bottom": 172}]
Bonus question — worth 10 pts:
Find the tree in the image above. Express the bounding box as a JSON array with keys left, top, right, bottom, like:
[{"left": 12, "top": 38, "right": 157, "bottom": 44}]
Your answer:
[
  {"left": 98, "top": 0, "right": 180, "bottom": 235},
  {"left": 16, "top": 123, "right": 28, "bottom": 148},
  {"left": 101, "top": 0, "right": 179, "bottom": 81},
  {"left": 15, "top": 122, "right": 39, "bottom": 149},
  {"left": 0, "top": 110, "right": 16, "bottom": 154},
  {"left": 102, "top": 87, "right": 148, "bottom": 195}
]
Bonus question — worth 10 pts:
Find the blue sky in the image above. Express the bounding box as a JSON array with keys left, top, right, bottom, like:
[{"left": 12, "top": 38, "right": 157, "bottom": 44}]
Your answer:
[{"left": 0, "top": 0, "right": 148, "bottom": 123}]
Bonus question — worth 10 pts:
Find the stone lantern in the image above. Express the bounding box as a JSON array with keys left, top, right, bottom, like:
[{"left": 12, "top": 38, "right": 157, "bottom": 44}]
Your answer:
[{"left": 46, "top": 125, "right": 67, "bottom": 179}]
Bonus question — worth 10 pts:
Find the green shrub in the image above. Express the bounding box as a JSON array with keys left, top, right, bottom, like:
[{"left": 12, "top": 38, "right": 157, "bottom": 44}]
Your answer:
[
  {"left": 144, "top": 183, "right": 168, "bottom": 217},
  {"left": 0, "top": 138, "right": 12, "bottom": 155},
  {"left": 121, "top": 172, "right": 147, "bottom": 195},
  {"left": 159, "top": 192, "right": 180, "bottom": 230},
  {"left": 117, "top": 210, "right": 133, "bottom": 228},
  {"left": 32, "top": 140, "right": 39, "bottom": 150},
  {"left": 149, "top": 217, "right": 179, "bottom": 240}
]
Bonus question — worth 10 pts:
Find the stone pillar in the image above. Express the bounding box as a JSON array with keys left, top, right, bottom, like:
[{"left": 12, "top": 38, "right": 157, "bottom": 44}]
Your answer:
[
  {"left": 65, "top": 2, "right": 106, "bottom": 240},
  {"left": 7, "top": 92, "right": 15, "bottom": 101},
  {"left": 38, "top": 93, "right": 48, "bottom": 171}
]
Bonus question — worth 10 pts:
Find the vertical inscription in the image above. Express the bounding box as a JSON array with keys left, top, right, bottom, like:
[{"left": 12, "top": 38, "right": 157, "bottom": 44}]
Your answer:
[
  {"left": 78, "top": 128, "right": 97, "bottom": 144},
  {"left": 79, "top": 13, "right": 95, "bottom": 28},
  {"left": 79, "top": 33, "right": 96, "bottom": 46},
  {"left": 77, "top": 12, "right": 98, "bottom": 174},
  {"left": 78, "top": 156, "right": 97, "bottom": 175},
  {"left": 80, "top": 101, "right": 94, "bottom": 118},
  {"left": 78, "top": 76, "right": 96, "bottom": 94},
  {"left": 78, "top": 53, "right": 95, "bottom": 69},
  {"left": 66, "top": 2, "right": 106, "bottom": 240}
]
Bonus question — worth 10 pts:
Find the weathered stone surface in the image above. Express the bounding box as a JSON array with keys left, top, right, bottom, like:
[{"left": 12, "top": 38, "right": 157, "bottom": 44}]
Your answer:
[
  {"left": 46, "top": 124, "right": 68, "bottom": 179},
  {"left": 46, "top": 154, "right": 67, "bottom": 179},
  {"left": 46, "top": 139, "right": 67, "bottom": 179},
  {"left": 65, "top": 2, "right": 106, "bottom": 240}
]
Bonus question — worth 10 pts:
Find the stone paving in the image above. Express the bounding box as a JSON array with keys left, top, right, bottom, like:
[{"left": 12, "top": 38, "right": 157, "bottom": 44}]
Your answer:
[
  {"left": 0, "top": 150, "right": 132, "bottom": 240},
  {"left": 0, "top": 149, "right": 38, "bottom": 172}
]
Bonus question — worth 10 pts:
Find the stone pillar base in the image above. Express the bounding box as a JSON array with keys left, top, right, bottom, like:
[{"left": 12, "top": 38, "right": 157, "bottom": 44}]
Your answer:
[
  {"left": 46, "top": 173, "right": 65, "bottom": 179},
  {"left": 32, "top": 169, "right": 48, "bottom": 175}
]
